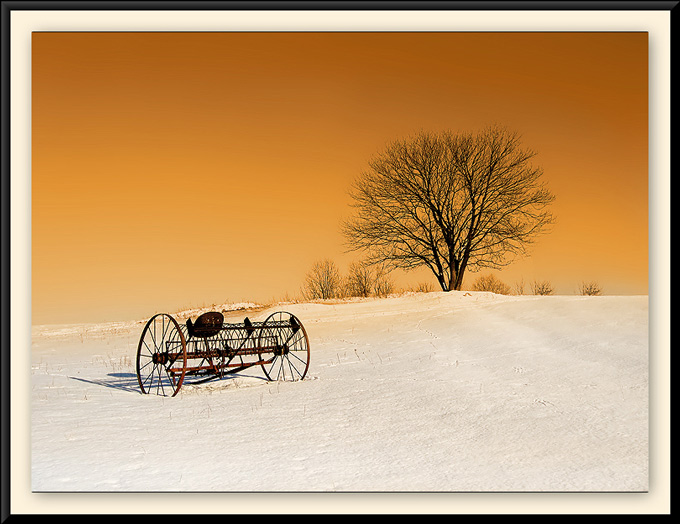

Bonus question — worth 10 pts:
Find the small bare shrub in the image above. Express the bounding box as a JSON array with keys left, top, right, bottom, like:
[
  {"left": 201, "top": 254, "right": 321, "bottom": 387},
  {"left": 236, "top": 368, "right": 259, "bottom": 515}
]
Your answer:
[
  {"left": 277, "top": 291, "right": 301, "bottom": 304},
  {"left": 372, "top": 264, "right": 394, "bottom": 297},
  {"left": 513, "top": 278, "right": 526, "bottom": 295},
  {"left": 579, "top": 281, "right": 603, "bottom": 296},
  {"left": 342, "top": 261, "right": 395, "bottom": 298},
  {"left": 302, "top": 259, "right": 342, "bottom": 300},
  {"left": 531, "top": 280, "right": 554, "bottom": 296},
  {"left": 345, "top": 261, "right": 374, "bottom": 298},
  {"left": 410, "top": 281, "right": 434, "bottom": 293},
  {"left": 471, "top": 274, "right": 511, "bottom": 295}
]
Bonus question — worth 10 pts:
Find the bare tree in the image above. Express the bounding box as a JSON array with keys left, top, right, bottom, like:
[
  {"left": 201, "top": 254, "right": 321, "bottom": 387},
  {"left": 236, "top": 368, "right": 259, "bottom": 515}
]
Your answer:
[
  {"left": 302, "top": 259, "right": 342, "bottom": 300},
  {"left": 342, "top": 126, "right": 555, "bottom": 291}
]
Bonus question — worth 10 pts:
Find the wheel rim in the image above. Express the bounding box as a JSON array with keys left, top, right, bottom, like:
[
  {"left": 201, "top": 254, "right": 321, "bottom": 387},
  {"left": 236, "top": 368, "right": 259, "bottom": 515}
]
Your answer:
[
  {"left": 258, "top": 311, "right": 310, "bottom": 381},
  {"left": 136, "top": 314, "right": 187, "bottom": 396}
]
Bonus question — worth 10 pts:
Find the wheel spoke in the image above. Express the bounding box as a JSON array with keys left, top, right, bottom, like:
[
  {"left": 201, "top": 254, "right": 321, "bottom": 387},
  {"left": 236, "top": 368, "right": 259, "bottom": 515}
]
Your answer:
[{"left": 287, "top": 350, "right": 308, "bottom": 369}]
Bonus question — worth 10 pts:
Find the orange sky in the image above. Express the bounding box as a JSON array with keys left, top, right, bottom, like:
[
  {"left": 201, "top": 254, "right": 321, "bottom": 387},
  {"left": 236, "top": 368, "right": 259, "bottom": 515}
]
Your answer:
[{"left": 31, "top": 32, "right": 648, "bottom": 325}]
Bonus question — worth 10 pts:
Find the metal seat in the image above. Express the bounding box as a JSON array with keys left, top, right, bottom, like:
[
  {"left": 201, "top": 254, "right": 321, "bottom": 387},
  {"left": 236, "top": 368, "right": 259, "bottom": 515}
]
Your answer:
[{"left": 186, "top": 311, "right": 224, "bottom": 338}]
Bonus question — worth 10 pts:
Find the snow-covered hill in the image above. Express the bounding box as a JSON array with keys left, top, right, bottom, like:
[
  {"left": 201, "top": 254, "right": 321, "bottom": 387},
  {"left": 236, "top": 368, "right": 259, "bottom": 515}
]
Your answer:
[{"left": 30, "top": 291, "right": 648, "bottom": 492}]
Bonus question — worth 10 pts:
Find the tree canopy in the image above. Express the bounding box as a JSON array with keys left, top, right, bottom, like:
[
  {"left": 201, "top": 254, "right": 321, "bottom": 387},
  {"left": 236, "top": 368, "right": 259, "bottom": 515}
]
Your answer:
[{"left": 342, "top": 126, "right": 555, "bottom": 291}]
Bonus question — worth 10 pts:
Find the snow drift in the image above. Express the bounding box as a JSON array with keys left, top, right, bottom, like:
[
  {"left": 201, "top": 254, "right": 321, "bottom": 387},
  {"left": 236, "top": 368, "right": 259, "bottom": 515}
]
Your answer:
[{"left": 30, "top": 291, "right": 648, "bottom": 492}]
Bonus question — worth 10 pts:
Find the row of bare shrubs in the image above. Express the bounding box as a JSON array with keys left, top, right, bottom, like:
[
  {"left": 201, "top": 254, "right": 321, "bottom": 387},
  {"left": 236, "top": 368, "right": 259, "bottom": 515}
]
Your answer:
[
  {"left": 302, "top": 259, "right": 604, "bottom": 300},
  {"left": 471, "top": 274, "right": 603, "bottom": 296},
  {"left": 301, "top": 259, "right": 395, "bottom": 300}
]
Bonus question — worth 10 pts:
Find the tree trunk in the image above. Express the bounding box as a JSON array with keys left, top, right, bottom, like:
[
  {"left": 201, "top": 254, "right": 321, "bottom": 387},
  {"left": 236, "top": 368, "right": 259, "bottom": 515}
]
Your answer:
[{"left": 453, "top": 258, "right": 469, "bottom": 290}]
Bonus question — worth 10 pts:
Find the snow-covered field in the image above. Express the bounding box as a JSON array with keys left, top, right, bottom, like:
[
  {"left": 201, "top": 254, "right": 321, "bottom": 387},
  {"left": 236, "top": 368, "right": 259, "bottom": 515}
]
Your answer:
[{"left": 30, "top": 291, "right": 649, "bottom": 493}]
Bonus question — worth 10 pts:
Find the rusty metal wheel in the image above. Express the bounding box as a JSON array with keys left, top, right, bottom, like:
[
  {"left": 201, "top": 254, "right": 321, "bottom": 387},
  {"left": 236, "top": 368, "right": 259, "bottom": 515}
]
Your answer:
[
  {"left": 258, "top": 311, "right": 310, "bottom": 381},
  {"left": 136, "top": 313, "right": 187, "bottom": 396}
]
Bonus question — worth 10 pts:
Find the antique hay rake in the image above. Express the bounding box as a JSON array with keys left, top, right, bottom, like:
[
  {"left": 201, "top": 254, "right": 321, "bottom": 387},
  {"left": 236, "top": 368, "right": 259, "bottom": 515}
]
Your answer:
[{"left": 136, "top": 310, "right": 310, "bottom": 396}]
